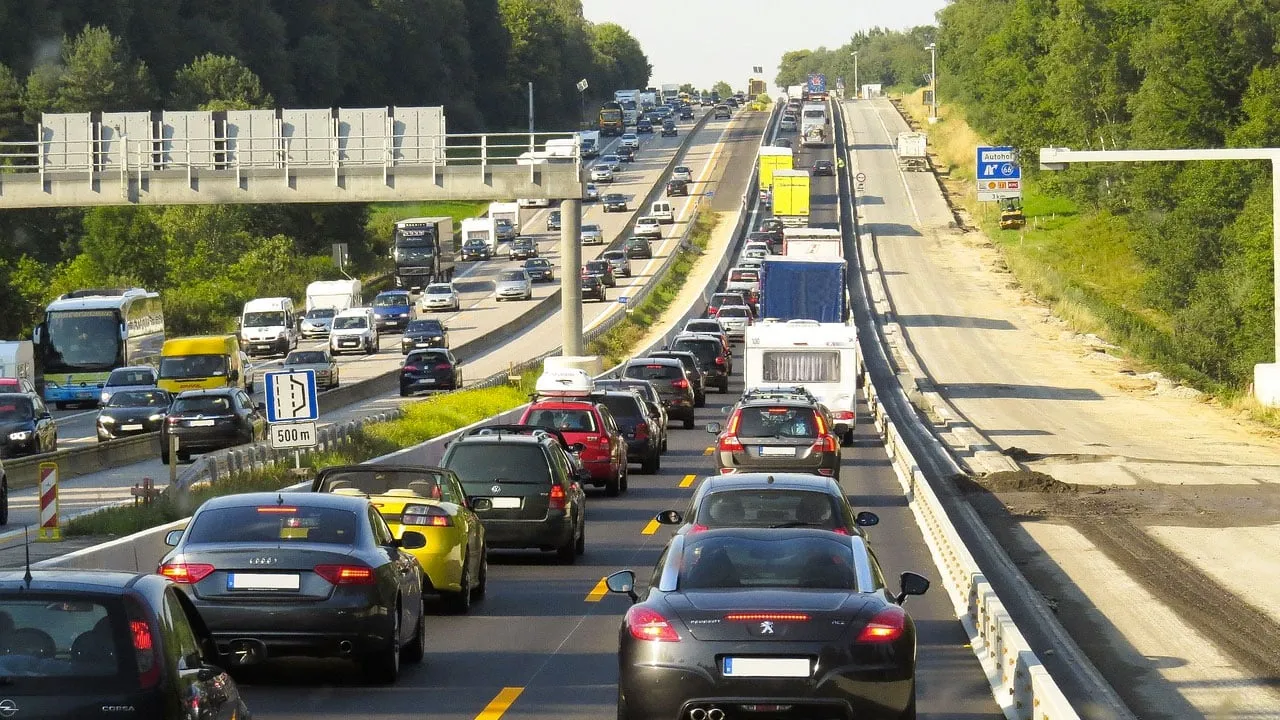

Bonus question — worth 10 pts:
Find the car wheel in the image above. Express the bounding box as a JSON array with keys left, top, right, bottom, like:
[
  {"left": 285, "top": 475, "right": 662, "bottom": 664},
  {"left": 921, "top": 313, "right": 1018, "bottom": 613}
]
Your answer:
[
  {"left": 399, "top": 386, "right": 410, "bottom": 397},
  {"left": 557, "top": 534, "right": 577, "bottom": 564},
  {"left": 683, "top": 414, "right": 694, "bottom": 430},
  {"left": 620, "top": 465, "right": 629, "bottom": 493},
  {"left": 641, "top": 451, "right": 658, "bottom": 474},
  {"left": 54, "top": 402, "right": 66, "bottom": 411},
  {"left": 401, "top": 602, "right": 426, "bottom": 665},
  {"left": 575, "top": 520, "right": 585, "bottom": 555},
  {"left": 842, "top": 429, "right": 855, "bottom": 447},
  {"left": 0, "top": 480, "right": 9, "bottom": 526},
  {"left": 443, "top": 558, "right": 473, "bottom": 614},
  {"left": 471, "top": 547, "right": 488, "bottom": 599},
  {"left": 604, "top": 472, "right": 620, "bottom": 498},
  {"left": 364, "top": 604, "right": 401, "bottom": 684}
]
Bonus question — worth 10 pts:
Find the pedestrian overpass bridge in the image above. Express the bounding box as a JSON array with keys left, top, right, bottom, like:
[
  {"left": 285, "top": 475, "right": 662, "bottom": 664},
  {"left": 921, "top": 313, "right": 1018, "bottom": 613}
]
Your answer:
[{"left": 0, "top": 105, "right": 584, "bottom": 208}]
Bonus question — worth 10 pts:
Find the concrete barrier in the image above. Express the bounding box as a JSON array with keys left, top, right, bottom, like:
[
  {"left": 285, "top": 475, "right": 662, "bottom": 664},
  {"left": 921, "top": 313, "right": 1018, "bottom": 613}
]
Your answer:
[{"left": 5, "top": 433, "right": 160, "bottom": 490}]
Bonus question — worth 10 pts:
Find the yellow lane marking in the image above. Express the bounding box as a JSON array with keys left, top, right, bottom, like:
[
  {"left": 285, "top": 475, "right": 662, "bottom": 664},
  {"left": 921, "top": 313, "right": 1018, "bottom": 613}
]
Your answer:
[
  {"left": 680, "top": 474, "right": 696, "bottom": 488},
  {"left": 585, "top": 576, "right": 609, "bottom": 602},
  {"left": 642, "top": 518, "right": 661, "bottom": 535},
  {"left": 704, "top": 447, "right": 714, "bottom": 455},
  {"left": 475, "top": 687, "right": 524, "bottom": 720}
]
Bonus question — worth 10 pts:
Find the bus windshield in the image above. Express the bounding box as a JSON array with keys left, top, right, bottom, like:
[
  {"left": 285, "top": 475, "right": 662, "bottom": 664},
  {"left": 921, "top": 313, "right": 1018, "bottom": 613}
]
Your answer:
[{"left": 42, "top": 310, "right": 122, "bottom": 373}]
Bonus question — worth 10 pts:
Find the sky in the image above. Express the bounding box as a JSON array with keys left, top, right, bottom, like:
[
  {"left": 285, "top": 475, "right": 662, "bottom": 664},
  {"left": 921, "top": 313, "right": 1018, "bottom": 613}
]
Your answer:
[{"left": 580, "top": 0, "right": 947, "bottom": 92}]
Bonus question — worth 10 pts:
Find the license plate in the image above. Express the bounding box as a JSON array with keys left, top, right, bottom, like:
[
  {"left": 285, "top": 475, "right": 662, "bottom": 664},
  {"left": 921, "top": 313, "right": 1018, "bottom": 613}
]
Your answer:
[
  {"left": 188, "top": 419, "right": 215, "bottom": 427},
  {"left": 722, "top": 657, "right": 810, "bottom": 678},
  {"left": 121, "top": 424, "right": 143, "bottom": 431},
  {"left": 228, "top": 573, "right": 300, "bottom": 591},
  {"left": 417, "top": 378, "right": 436, "bottom": 384},
  {"left": 489, "top": 497, "right": 521, "bottom": 509},
  {"left": 759, "top": 446, "right": 796, "bottom": 457}
]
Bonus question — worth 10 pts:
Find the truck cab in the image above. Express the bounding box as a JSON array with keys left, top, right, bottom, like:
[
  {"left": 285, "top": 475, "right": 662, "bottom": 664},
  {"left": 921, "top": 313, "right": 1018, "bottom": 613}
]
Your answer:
[
  {"left": 393, "top": 217, "right": 456, "bottom": 293},
  {"left": 239, "top": 297, "right": 298, "bottom": 358}
]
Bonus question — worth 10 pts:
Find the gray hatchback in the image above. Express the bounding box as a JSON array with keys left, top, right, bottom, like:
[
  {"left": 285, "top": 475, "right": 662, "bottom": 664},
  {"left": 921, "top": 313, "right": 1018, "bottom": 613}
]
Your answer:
[
  {"left": 620, "top": 358, "right": 696, "bottom": 428},
  {"left": 706, "top": 399, "right": 842, "bottom": 480}
]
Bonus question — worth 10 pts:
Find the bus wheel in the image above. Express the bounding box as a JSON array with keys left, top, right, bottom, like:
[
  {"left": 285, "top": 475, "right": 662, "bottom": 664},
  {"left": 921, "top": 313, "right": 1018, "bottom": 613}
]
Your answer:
[{"left": 55, "top": 402, "right": 66, "bottom": 411}]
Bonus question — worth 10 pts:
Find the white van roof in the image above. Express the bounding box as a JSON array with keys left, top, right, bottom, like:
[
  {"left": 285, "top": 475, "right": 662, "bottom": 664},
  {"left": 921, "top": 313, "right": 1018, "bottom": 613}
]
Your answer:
[
  {"left": 334, "top": 306, "right": 372, "bottom": 318},
  {"left": 243, "top": 297, "right": 293, "bottom": 312}
]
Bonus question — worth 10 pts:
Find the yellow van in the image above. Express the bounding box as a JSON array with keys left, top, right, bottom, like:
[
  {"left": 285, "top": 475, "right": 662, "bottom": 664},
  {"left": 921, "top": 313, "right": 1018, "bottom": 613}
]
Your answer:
[{"left": 158, "top": 336, "right": 252, "bottom": 394}]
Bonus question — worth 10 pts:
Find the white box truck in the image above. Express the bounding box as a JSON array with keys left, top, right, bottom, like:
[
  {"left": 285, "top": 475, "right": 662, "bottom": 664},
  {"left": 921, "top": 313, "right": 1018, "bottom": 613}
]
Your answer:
[
  {"left": 305, "top": 280, "right": 362, "bottom": 313},
  {"left": 782, "top": 228, "right": 842, "bottom": 258},
  {"left": 744, "top": 319, "right": 860, "bottom": 444},
  {"left": 896, "top": 132, "right": 928, "bottom": 171},
  {"left": 0, "top": 341, "right": 35, "bottom": 386}
]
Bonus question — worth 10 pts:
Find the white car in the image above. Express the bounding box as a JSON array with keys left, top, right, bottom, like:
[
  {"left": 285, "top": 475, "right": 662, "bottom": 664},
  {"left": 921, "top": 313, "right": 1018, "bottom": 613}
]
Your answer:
[
  {"left": 671, "top": 166, "right": 693, "bottom": 183},
  {"left": 620, "top": 133, "right": 640, "bottom": 149},
  {"left": 739, "top": 248, "right": 768, "bottom": 263},
  {"left": 419, "top": 283, "right": 460, "bottom": 312},
  {"left": 580, "top": 223, "right": 604, "bottom": 245},
  {"left": 716, "top": 304, "right": 753, "bottom": 340},
  {"left": 329, "top": 307, "right": 379, "bottom": 355},
  {"left": 779, "top": 116, "right": 797, "bottom": 132},
  {"left": 517, "top": 198, "right": 552, "bottom": 208},
  {"left": 591, "top": 165, "right": 615, "bottom": 182},
  {"left": 634, "top": 216, "right": 663, "bottom": 239},
  {"left": 600, "top": 154, "right": 622, "bottom": 170},
  {"left": 743, "top": 241, "right": 771, "bottom": 255}
]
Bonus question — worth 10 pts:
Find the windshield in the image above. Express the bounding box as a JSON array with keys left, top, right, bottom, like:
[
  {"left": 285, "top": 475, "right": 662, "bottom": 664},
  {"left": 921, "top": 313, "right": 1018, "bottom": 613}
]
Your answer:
[
  {"left": 500, "top": 271, "right": 526, "bottom": 282},
  {"left": 407, "top": 320, "right": 443, "bottom": 333},
  {"left": 525, "top": 408, "right": 598, "bottom": 432},
  {"left": 0, "top": 596, "right": 126, "bottom": 681},
  {"left": 394, "top": 228, "right": 434, "bottom": 248},
  {"left": 106, "top": 369, "right": 153, "bottom": 386},
  {"left": 464, "top": 238, "right": 487, "bottom": 247},
  {"left": 318, "top": 468, "right": 456, "bottom": 500},
  {"left": 736, "top": 406, "right": 819, "bottom": 438},
  {"left": 285, "top": 351, "right": 328, "bottom": 365},
  {"left": 698, "top": 490, "right": 843, "bottom": 529},
  {"left": 803, "top": 109, "right": 825, "bottom": 119},
  {"left": 373, "top": 294, "right": 409, "bottom": 307},
  {"left": 107, "top": 389, "right": 170, "bottom": 408},
  {"left": 673, "top": 339, "right": 720, "bottom": 366},
  {"left": 445, "top": 444, "right": 551, "bottom": 485},
  {"left": 526, "top": 259, "right": 550, "bottom": 268},
  {"left": 680, "top": 534, "right": 856, "bottom": 590},
  {"left": 186, "top": 505, "right": 358, "bottom": 545},
  {"left": 242, "top": 311, "right": 285, "bottom": 328},
  {"left": 42, "top": 309, "right": 123, "bottom": 372},
  {"left": 159, "top": 354, "right": 227, "bottom": 380},
  {"left": 0, "top": 399, "right": 34, "bottom": 421},
  {"left": 332, "top": 316, "right": 367, "bottom": 330},
  {"left": 584, "top": 224, "right": 602, "bottom": 234},
  {"left": 171, "top": 395, "right": 234, "bottom": 414},
  {"left": 495, "top": 220, "right": 513, "bottom": 230},
  {"left": 426, "top": 285, "right": 452, "bottom": 295},
  {"left": 305, "top": 308, "right": 335, "bottom": 319}
]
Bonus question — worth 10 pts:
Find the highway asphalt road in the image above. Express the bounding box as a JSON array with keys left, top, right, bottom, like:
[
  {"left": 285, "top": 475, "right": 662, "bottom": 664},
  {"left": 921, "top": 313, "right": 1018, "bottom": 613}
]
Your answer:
[
  {"left": 5, "top": 109, "right": 757, "bottom": 531},
  {"left": 45, "top": 110, "right": 710, "bottom": 448}
]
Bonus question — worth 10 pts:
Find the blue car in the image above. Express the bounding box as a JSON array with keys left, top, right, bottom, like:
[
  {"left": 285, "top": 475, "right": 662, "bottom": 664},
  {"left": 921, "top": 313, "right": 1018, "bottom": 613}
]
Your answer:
[{"left": 372, "top": 290, "right": 414, "bottom": 332}]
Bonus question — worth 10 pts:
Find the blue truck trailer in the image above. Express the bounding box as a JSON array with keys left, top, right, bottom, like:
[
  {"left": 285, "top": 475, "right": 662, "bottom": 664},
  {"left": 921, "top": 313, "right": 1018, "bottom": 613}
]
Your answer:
[{"left": 758, "top": 257, "right": 846, "bottom": 323}]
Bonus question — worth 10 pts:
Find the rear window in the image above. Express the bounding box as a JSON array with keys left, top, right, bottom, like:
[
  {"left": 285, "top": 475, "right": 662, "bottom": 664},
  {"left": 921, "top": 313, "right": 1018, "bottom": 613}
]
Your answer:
[
  {"left": 107, "top": 370, "right": 153, "bottom": 386},
  {"left": 672, "top": 339, "right": 720, "bottom": 365},
  {"left": 0, "top": 595, "right": 126, "bottom": 682},
  {"left": 762, "top": 351, "right": 841, "bottom": 383},
  {"left": 729, "top": 269, "right": 759, "bottom": 282},
  {"left": 318, "top": 468, "right": 456, "bottom": 500},
  {"left": 698, "top": 490, "right": 843, "bottom": 529},
  {"left": 445, "top": 443, "right": 552, "bottom": 485},
  {"left": 680, "top": 535, "right": 855, "bottom": 590},
  {"left": 186, "top": 505, "right": 359, "bottom": 545},
  {"left": 719, "top": 307, "right": 751, "bottom": 318},
  {"left": 685, "top": 321, "right": 722, "bottom": 334},
  {"left": 599, "top": 395, "right": 644, "bottom": 420},
  {"left": 525, "top": 408, "right": 598, "bottom": 433},
  {"left": 735, "top": 406, "right": 820, "bottom": 438},
  {"left": 172, "top": 395, "right": 233, "bottom": 413},
  {"left": 624, "top": 363, "right": 682, "bottom": 381}
]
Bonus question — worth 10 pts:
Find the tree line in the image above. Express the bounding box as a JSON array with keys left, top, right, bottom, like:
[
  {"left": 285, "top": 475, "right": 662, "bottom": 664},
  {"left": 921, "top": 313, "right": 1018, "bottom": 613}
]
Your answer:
[
  {"left": 775, "top": 27, "right": 936, "bottom": 93},
  {"left": 0, "top": 0, "right": 651, "bottom": 338}
]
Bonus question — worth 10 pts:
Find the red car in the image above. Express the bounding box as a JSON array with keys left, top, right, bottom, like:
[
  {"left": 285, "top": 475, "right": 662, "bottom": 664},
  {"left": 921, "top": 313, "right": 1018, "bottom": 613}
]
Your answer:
[{"left": 520, "top": 399, "right": 629, "bottom": 496}]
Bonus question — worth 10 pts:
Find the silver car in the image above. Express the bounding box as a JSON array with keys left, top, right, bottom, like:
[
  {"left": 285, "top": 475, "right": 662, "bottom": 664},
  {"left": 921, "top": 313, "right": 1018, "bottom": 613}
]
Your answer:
[
  {"left": 282, "top": 349, "right": 340, "bottom": 390},
  {"left": 716, "top": 304, "right": 753, "bottom": 341},
  {"left": 580, "top": 223, "right": 604, "bottom": 245},
  {"left": 584, "top": 183, "right": 600, "bottom": 202},
  {"left": 299, "top": 308, "right": 336, "bottom": 338},
  {"left": 591, "top": 165, "right": 614, "bottom": 182},
  {"left": 495, "top": 269, "right": 533, "bottom": 301},
  {"left": 419, "top": 282, "right": 460, "bottom": 312},
  {"left": 600, "top": 154, "right": 622, "bottom": 171},
  {"left": 99, "top": 366, "right": 159, "bottom": 406},
  {"left": 601, "top": 249, "right": 632, "bottom": 277},
  {"left": 671, "top": 165, "right": 693, "bottom": 183}
]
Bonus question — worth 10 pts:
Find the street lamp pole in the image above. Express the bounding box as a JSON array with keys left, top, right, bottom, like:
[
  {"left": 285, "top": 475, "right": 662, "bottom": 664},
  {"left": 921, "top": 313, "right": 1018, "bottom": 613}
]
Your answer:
[
  {"left": 925, "top": 43, "right": 937, "bottom": 120},
  {"left": 1039, "top": 146, "right": 1280, "bottom": 406},
  {"left": 852, "top": 51, "right": 859, "bottom": 99}
]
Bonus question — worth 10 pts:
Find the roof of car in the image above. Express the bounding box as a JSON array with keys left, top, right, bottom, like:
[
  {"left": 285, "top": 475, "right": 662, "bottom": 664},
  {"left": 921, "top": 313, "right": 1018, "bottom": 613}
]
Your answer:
[
  {"left": 173, "top": 388, "right": 241, "bottom": 398},
  {"left": 199, "top": 490, "right": 363, "bottom": 511},
  {"left": 698, "top": 472, "right": 842, "bottom": 493},
  {"left": 0, "top": 569, "right": 152, "bottom": 593}
]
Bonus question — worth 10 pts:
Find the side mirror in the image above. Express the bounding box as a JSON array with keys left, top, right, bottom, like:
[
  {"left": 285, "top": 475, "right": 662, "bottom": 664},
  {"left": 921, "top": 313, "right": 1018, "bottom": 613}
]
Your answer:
[
  {"left": 721, "top": 406, "right": 733, "bottom": 415},
  {"left": 705, "top": 422, "right": 722, "bottom": 434},
  {"left": 895, "top": 571, "right": 930, "bottom": 605},
  {"left": 228, "top": 370, "right": 240, "bottom": 382},
  {"left": 471, "top": 497, "right": 493, "bottom": 511},
  {"left": 164, "top": 529, "right": 184, "bottom": 546},
  {"left": 855, "top": 511, "right": 879, "bottom": 528},
  {"left": 398, "top": 530, "right": 427, "bottom": 550},
  {"left": 196, "top": 664, "right": 223, "bottom": 682},
  {"left": 570, "top": 442, "right": 587, "bottom": 453},
  {"left": 655, "top": 510, "right": 682, "bottom": 525},
  {"left": 605, "top": 569, "right": 639, "bottom": 603}
]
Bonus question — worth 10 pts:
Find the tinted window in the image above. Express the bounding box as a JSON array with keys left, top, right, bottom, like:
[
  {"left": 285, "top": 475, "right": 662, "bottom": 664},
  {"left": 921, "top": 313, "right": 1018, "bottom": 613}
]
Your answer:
[
  {"left": 107, "top": 369, "right": 153, "bottom": 386},
  {"left": 332, "top": 316, "right": 368, "bottom": 330},
  {"left": 286, "top": 351, "right": 328, "bottom": 364},
  {"left": 0, "top": 595, "right": 126, "bottom": 682},
  {"left": 445, "top": 443, "right": 552, "bottom": 485},
  {"left": 0, "top": 398, "right": 34, "bottom": 420},
  {"left": 186, "top": 505, "right": 359, "bottom": 545},
  {"left": 373, "top": 294, "right": 410, "bottom": 307},
  {"left": 698, "top": 490, "right": 842, "bottom": 529},
  {"left": 680, "top": 535, "right": 856, "bottom": 589},
  {"left": 407, "top": 320, "right": 444, "bottom": 333},
  {"left": 500, "top": 271, "right": 526, "bottom": 282},
  {"left": 160, "top": 354, "right": 227, "bottom": 379},
  {"left": 624, "top": 363, "right": 682, "bottom": 381},
  {"left": 407, "top": 351, "right": 450, "bottom": 365},
  {"left": 684, "top": 321, "right": 722, "bottom": 334},
  {"left": 525, "top": 408, "right": 598, "bottom": 432},
  {"left": 599, "top": 395, "right": 643, "bottom": 420},
  {"left": 106, "top": 390, "right": 169, "bottom": 408},
  {"left": 719, "top": 307, "right": 751, "bottom": 318},
  {"left": 672, "top": 339, "right": 720, "bottom": 366},
  {"left": 171, "top": 395, "right": 233, "bottom": 413},
  {"left": 735, "top": 406, "right": 819, "bottom": 438}
]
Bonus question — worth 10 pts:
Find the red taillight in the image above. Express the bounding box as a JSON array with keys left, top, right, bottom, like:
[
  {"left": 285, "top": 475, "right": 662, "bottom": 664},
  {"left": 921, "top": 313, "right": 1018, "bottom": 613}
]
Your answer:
[
  {"left": 549, "top": 484, "right": 568, "bottom": 510},
  {"left": 856, "top": 606, "right": 907, "bottom": 643},
  {"left": 435, "top": 363, "right": 453, "bottom": 370},
  {"left": 832, "top": 410, "right": 855, "bottom": 421},
  {"left": 635, "top": 422, "right": 650, "bottom": 439},
  {"left": 690, "top": 523, "right": 710, "bottom": 533},
  {"left": 624, "top": 606, "right": 681, "bottom": 642},
  {"left": 813, "top": 434, "right": 839, "bottom": 453},
  {"left": 718, "top": 435, "right": 744, "bottom": 452},
  {"left": 403, "top": 365, "right": 419, "bottom": 372},
  {"left": 124, "top": 596, "right": 161, "bottom": 690},
  {"left": 403, "top": 505, "right": 453, "bottom": 527},
  {"left": 832, "top": 527, "right": 850, "bottom": 535},
  {"left": 672, "top": 379, "right": 689, "bottom": 389},
  {"left": 714, "top": 356, "right": 726, "bottom": 366},
  {"left": 158, "top": 563, "right": 214, "bottom": 584},
  {"left": 314, "top": 564, "right": 376, "bottom": 585},
  {"left": 725, "top": 612, "right": 810, "bottom": 622}
]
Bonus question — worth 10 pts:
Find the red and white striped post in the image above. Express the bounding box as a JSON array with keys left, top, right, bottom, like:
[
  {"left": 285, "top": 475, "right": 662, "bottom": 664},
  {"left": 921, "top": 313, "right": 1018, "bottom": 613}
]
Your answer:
[{"left": 37, "top": 462, "right": 61, "bottom": 542}]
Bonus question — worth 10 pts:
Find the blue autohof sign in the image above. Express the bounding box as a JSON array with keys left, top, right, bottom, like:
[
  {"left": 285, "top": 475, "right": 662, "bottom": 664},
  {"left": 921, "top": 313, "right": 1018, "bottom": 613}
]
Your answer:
[{"left": 976, "top": 146, "right": 1022, "bottom": 201}]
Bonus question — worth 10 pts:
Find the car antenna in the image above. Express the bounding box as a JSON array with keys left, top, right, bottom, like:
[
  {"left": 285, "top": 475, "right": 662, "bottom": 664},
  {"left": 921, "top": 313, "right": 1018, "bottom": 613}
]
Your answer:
[{"left": 22, "top": 526, "right": 33, "bottom": 588}]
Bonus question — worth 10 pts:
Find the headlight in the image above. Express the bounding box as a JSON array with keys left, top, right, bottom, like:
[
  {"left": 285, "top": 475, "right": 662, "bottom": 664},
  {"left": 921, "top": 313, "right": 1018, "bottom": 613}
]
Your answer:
[
  {"left": 399, "top": 313, "right": 410, "bottom": 318},
  {"left": 100, "top": 391, "right": 110, "bottom": 403},
  {"left": 8, "top": 431, "right": 31, "bottom": 441},
  {"left": 98, "top": 416, "right": 114, "bottom": 425},
  {"left": 431, "top": 336, "right": 442, "bottom": 341},
  {"left": 149, "top": 413, "right": 165, "bottom": 421}
]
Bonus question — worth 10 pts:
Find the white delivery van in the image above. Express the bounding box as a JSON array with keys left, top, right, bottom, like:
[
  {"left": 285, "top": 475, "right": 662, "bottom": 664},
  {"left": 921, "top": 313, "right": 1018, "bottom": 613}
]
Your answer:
[
  {"left": 744, "top": 319, "right": 860, "bottom": 444},
  {"left": 489, "top": 202, "right": 521, "bottom": 235},
  {"left": 649, "top": 201, "right": 675, "bottom": 224},
  {"left": 329, "top": 307, "right": 379, "bottom": 355},
  {"left": 239, "top": 297, "right": 299, "bottom": 357}
]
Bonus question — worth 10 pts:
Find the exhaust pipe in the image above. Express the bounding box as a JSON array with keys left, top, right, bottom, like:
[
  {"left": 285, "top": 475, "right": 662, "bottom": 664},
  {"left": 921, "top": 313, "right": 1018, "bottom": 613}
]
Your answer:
[
  {"left": 708, "top": 709, "right": 725, "bottom": 720},
  {"left": 338, "top": 640, "right": 353, "bottom": 656},
  {"left": 690, "top": 709, "right": 708, "bottom": 720}
]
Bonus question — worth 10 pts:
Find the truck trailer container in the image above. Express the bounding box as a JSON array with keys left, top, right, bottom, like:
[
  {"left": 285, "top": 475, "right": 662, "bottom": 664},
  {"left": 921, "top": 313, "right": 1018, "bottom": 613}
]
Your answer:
[
  {"left": 771, "top": 170, "right": 811, "bottom": 226},
  {"left": 758, "top": 257, "right": 846, "bottom": 323}
]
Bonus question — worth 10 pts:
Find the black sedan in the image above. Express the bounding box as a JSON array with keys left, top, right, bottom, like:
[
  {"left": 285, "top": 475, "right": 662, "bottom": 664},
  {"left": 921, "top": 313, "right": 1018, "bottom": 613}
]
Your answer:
[
  {"left": 401, "top": 318, "right": 450, "bottom": 353},
  {"left": 607, "top": 528, "right": 930, "bottom": 720},
  {"left": 581, "top": 275, "right": 607, "bottom": 301},
  {"left": 0, "top": 391, "right": 57, "bottom": 457},
  {"left": 626, "top": 236, "right": 653, "bottom": 259},
  {"left": 400, "top": 348, "right": 462, "bottom": 395},
  {"left": 666, "top": 178, "right": 689, "bottom": 197},
  {"left": 461, "top": 238, "right": 492, "bottom": 261},
  {"left": 524, "top": 257, "right": 555, "bottom": 283},
  {"left": 604, "top": 193, "right": 628, "bottom": 212},
  {"left": 655, "top": 472, "right": 879, "bottom": 536},
  {"left": 161, "top": 388, "right": 266, "bottom": 464},
  {"left": 160, "top": 492, "right": 427, "bottom": 684},
  {"left": 636, "top": 119, "right": 654, "bottom": 133},
  {"left": 96, "top": 388, "right": 172, "bottom": 442},
  {"left": 812, "top": 159, "right": 836, "bottom": 176},
  {"left": 661, "top": 121, "right": 678, "bottom": 137}
]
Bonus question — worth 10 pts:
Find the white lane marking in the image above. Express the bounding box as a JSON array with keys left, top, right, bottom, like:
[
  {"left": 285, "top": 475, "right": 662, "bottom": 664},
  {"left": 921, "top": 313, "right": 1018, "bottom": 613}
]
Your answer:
[{"left": 867, "top": 102, "right": 922, "bottom": 226}]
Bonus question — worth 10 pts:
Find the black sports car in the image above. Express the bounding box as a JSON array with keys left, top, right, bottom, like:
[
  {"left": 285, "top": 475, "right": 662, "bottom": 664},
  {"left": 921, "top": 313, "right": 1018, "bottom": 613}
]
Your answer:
[
  {"left": 160, "top": 492, "right": 428, "bottom": 684},
  {"left": 607, "top": 528, "right": 930, "bottom": 720}
]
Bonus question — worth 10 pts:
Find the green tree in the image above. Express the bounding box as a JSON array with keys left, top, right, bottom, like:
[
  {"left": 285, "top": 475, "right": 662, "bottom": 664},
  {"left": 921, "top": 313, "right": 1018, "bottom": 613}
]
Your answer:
[
  {"left": 54, "top": 25, "right": 157, "bottom": 112},
  {"left": 80, "top": 207, "right": 167, "bottom": 288},
  {"left": 712, "top": 80, "right": 733, "bottom": 98},
  {"left": 169, "top": 54, "right": 274, "bottom": 110},
  {"left": 590, "top": 22, "right": 651, "bottom": 90},
  {"left": 0, "top": 63, "right": 22, "bottom": 141}
]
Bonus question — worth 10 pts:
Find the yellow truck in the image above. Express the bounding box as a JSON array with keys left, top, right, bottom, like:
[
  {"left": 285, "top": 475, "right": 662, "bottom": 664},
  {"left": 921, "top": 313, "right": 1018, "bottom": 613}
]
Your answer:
[
  {"left": 757, "top": 147, "right": 794, "bottom": 191},
  {"left": 771, "top": 170, "right": 811, "bottom": 226},
  {"left": 158, "top": 335, "right": 252, "bottom": 394}
]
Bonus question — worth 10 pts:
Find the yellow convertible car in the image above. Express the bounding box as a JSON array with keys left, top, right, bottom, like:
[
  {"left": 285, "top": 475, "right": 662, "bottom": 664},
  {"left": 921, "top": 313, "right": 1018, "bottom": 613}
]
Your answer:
[{"left": 313, "top": 465, "right": 487, "bottom": 613}]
